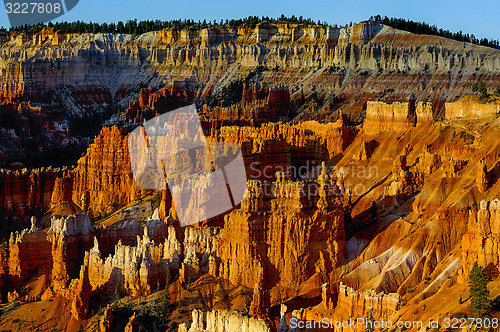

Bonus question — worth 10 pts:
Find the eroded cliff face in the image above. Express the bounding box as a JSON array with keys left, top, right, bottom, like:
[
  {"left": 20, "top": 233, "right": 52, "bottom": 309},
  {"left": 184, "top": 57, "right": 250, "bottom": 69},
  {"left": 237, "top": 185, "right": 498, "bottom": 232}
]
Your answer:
[
  {"left": 363, "top": 100, "right": 416, "bottom": 134},
  {"left": 461, "top": 199, "right": 500, "bottom": 280},
  {"left": 181, "top": 309, "right": 270, "bottom": 332},
  {"left": 209, "top": 119, "right": 351, "bottom": 181},
  {"left": 1, "top": 21, "right": 499, "bottom": 222},
  {"left": 6, "top": 218, "right": 52, "bottom": 289},
  {"left": 336, "top": 283, "right": 401, "bottom": 321},
  {"left": 3, "top": 102, "right": 500, "bottom": 331},
  {"left": 216, "top": 176, "right": 347, "bottom": 296},
  {"left": 47, "top": 214, "right": 94, "bottom": 290},
  {"left": 285, "top": 283, "right": 401, "bottom": 332},
  {"left": 71, "top": 126, "right": 141, "bottom": 216},
  {"left": 1, "top": 22, "right": 499, "bottom": 111},
  {"left": 0, "top": 168, "right": 60, "bottom": 229},
  {"left": 2, "top": 21, "right": 500, "bottom": 332},
  {"left": 445, "top": 95, "right": 500, "bottom": 120},
  {"left": 87, "top": 233, "right": 169, "bottom": 297},
  {"left": 64, "top": 118, "right": 351, "bottom": 217}
]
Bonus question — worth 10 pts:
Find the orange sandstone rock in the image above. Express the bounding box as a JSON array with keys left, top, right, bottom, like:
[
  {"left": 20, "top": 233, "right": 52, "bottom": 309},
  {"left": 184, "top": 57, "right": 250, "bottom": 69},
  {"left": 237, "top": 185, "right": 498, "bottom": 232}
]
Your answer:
[
  {"left": 72, "top": 126, "right": 141, "bottom": 216},
  {"left": 445, "top": 96, "right": 500, "bottom": 120},
  {"left": 461, "top": 199, "right": 500, "bottom": 281},
  {"left": 216, "top": 176, "right": 347, "bottom": 304},
  {"left": 70, "top": 265, "right": 92, "bottom": 320},
  {"left": 363, "top": 101, "right": 415, "bottom": 135}
]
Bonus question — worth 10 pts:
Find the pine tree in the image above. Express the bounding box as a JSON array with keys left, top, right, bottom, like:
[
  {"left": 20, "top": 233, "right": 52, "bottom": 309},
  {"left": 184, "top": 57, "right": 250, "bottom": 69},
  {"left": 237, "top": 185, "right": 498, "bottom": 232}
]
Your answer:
[
  {"left": 469, "top": 261, "right": 491, "bottom": 317},
  {"left": 494, "top": 86, "right": 500, "bottom": 97},
  {"left": 161, "top": 270, "right": 171, "bottom": 317},
  {"left": 473, "top": 81, "right": 489, "bottom": 100},
  {"left": 365, "top": 310, "right": 375, "bottom": 332},
  {"left": 177, "top": 286, "right": 182, "bottom": 317},
  {"left": 114, "top": 285, "right": 122, "bottom": 302}
]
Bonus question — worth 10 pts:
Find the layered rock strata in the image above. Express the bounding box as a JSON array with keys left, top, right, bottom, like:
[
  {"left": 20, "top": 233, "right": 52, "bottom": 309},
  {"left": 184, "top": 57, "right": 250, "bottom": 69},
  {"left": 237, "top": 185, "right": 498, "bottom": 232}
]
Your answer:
[
  {"left": 363, "top": 101, "right": 415, "bottom": 134},
  {"left": 86, "top": 233, "right": 169, "bottom": 297},
  {"left": 0, "top": 168, "right": 60, "bottom": 227},
  {"left": 461, "top": 199, "right": 500, "bottom": 279},
  {"left": 181, "top": 309, "right": 270, "bottom": 332},
  {"left": 215, "top": 173, "right": 348, "bottom": 300},
  {"left": 445, "top": 96, "right": 500, "bottom": 120}
]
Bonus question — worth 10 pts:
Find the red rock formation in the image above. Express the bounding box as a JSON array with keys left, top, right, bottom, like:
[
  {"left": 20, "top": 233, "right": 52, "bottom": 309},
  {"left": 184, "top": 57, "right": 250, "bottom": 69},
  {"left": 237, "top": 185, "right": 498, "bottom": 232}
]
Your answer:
[
  {"left": 95, "top": 219, "right": 143, "bottom": 256},
  {"left": 179, "top": 226, "right": 221, "bottom": 284},
  {"left": 415, "top": 101, "right": 434, "bottom": 123},
  {"left": 249, "top": 282, "right": 270, "bottom": 318},
  {"left": 68, "top": 118, "right": 351, "bottom": 218},
  {"left": 1, "top": 23, "right": 497, "bottom": 130},
  {"left": 461, "top": 199, "right": 500, "bottom": 280},
  {"left": 87, "top": 233, "right": 169, "bottom": 296},
  {"left": 363, "top": 101, "right": 415, "bottom": 135},
  {"left": 216, "top": 174, "right": 347, "bottom": 303},
  {"left": 476, "top": 159, "right": 489, "bottom": 193},
  {"left": 415, "top": 145, "right": 441, "bottom": 175},
  {"left": 1, "top": 23, "right": 500, "bottom": 328},
  {"left": 47, "top": 214, "right": 93, "bottom": 291},
  {"left": 445, "top": 96, "right": 500, "bottom": 120},
  {"left": 201, "top": 84, "right": 291, "bottom": 126},
  {"left": 383, "top": 150, "right": 424, "bottom": 207},
  {"left": 72, "top": 126, "right": 141, "bottom": 216},
  {"left": 126, "top": 83, "right": 195, "bottom": 123},
  {"left": 288, "top": 282, "right": 401, "bottom": 331},
  {"left": 50, "top": 173, "right": 73, "bottom": 206},
  {"left": 210, "top": 119, "right": 351, "bottom": 181},
  {"left": 0, "top": 168, "right": 59, "bottom": 227},
  {"left": 336, "top": 282, "right": 401, "bottom": 321},
  {"left": 7, "top": 218, "right": 52, "bottom": 288},
  {"left": 70, "top": 265, "right": 92, "bottom": 320},
  {"left": 48, "top": 172, "right": 82, "bottom": 217},
  {"left": 184, "top": 309, "right": 270, "bottom": 332}
]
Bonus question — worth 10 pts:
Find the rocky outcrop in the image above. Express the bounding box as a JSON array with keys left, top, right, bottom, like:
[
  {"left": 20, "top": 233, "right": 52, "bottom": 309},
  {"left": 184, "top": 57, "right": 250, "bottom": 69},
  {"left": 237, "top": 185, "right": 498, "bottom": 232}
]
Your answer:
[
  {"left": 384, "top": 151, "right": 424, "bottom": 206},
  {"left": 1, "top": 215, "right": 94, "bottom": 305},
  {"left": 1, "top": 22, "right": 498, "bottom": 131},
  {"left": 72, "top": 126, "right": 141, "bottom": 216},
  {"left": 445, "top": 96, "right": 500, "bottom": 120},
  {"left": 48, "top": 172, "right": 82, "bottom": 216},
  {"left": 476, "top": 159, "right": 489, "bottom": 193},
  {"left": 201, "top": 84, "right": 291, "bottom": 126},
  {"left": 69, "top": 118, "right": 351, "bottom": 219},
  {"left": 415, "top": 101, "right": 434, "bottom": 123},
  {"left": 70, "top": 265, "right": 92, "bottom": 320},
  {"left": 180, "top": 226, "right": 221, "bottom": 284},
  {"left": 125, "top": 84, "right": 195, "bottom": 124},
  {"left": 336, "top": 282, "right": 401, "bottom": 321},
  {"left": 249, "top": 282, "right": 270, "bottom": 318},
  {"left": 2, "top": 21, "right": 500, "bottom": 329},
  {"left": 184, "top": 309, "right": 270, "bottom": 332},
  {"left": 95, "top": 219, "right": 143, "bottom": 256},
  {"left": 416, "top": 145, "right": 442, "bottom": 175},
  {"left": 461, "top": 199, "right": 500, "bottom": 279},
  {"left": 363, "top": 101, "right": 415, "bottom": 134},
  {"left": 211, "top": 119, "right": 351, "bottom": 181},
  {"left": 48, "top": 214, "right": 93, "bottom": 290},
  {"left": 216, "top": 174, "right": 347, "bottom": 301},
  {"left": 0, "top": 168, "right": 59, "bottom": 227},
  {"left": 7, "top": 217, "right": 52, "bottom": 287},
  {"left": 286, "top": 282, "right": 401, "bottom": 331},
  {"left": 87, "top": 232, "right": 169, "bottom": 296}
]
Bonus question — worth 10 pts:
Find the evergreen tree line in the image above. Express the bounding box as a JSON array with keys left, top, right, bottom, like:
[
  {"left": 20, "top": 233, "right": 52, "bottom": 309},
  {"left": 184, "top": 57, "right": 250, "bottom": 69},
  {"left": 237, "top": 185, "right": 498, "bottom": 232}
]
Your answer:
[
  {"left": 1, "top": 15, "right": 325, "bottom": 35},
  {"left": 369, "top": 15, "right": 500, "bottom": 50}
]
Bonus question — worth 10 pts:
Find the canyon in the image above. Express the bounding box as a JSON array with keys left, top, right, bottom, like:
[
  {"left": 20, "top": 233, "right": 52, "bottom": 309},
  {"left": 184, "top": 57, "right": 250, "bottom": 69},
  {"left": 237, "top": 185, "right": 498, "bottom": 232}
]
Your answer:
[{"left": 0, "top": 20, "right": 499, "bottom": 332}]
